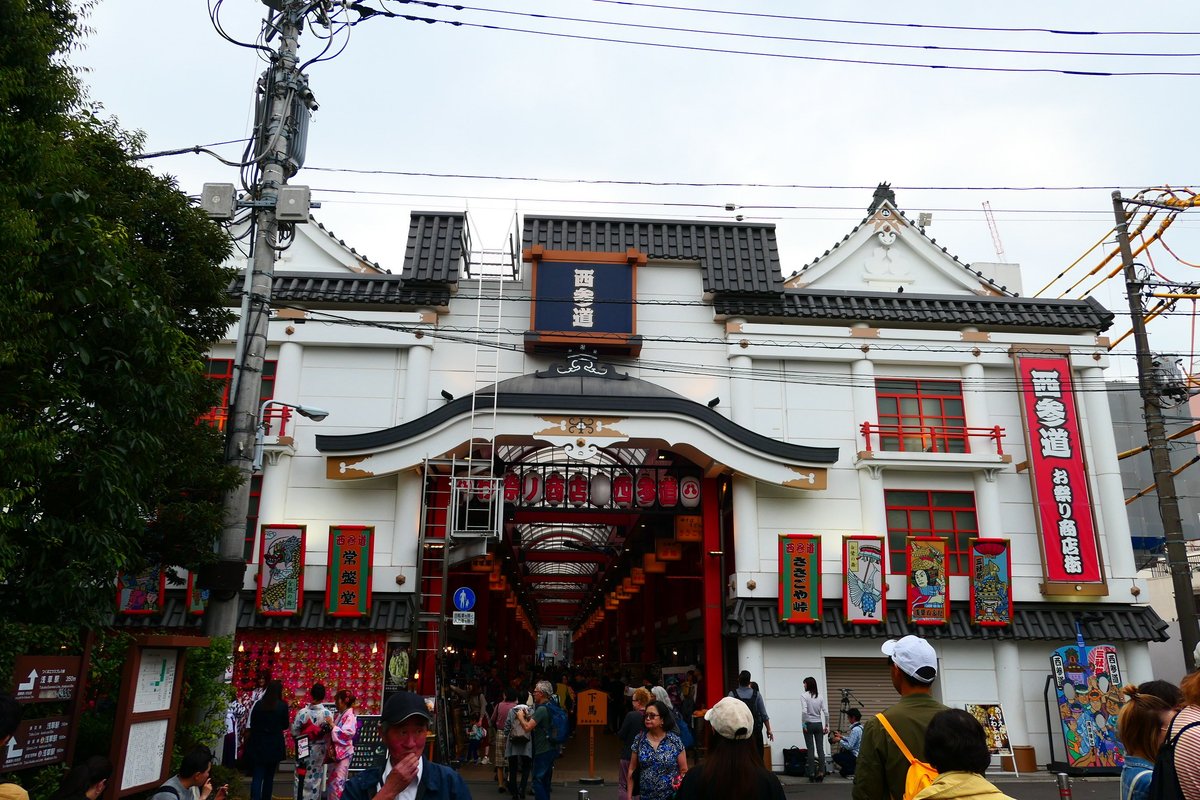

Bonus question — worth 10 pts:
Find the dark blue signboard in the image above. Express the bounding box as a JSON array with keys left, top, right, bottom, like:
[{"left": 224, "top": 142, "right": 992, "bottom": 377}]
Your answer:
[{"left": 533, "top": 261, "right": 634, "bottom": 335}]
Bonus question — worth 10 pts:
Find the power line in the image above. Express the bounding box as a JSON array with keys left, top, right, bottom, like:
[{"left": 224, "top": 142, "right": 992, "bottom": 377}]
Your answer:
[{"left": 352, "top": 7, "right": 1200, "bottom": 76}]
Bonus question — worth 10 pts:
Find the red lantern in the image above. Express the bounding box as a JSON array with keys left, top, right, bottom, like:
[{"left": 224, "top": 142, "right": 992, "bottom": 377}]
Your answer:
[
  {"left": 679, "top": 476, "right": 701, "bottom": 508},
  {"left": 544, "top": 472, "right": 566, "bottom": 506},
  {"left": 503, "top": 472, "right": 520, "bottom": 503},
  {"left": 568, "top": 473, "right": 589, "bottom": 507},
  {"left": 474, "top": 478, "right": 494, "bottom": 502},
  {"left": 612, "top": 474, "right": 633, "bottom": 508},
  {"left": 520, "top": 472, "right": 543, "bottom": 505},
  {"left": 658, "top": 474, "right": 679, "bottom": 507},
  {"left": 635, "top": 473, "right": 657, "bottom": 508}
]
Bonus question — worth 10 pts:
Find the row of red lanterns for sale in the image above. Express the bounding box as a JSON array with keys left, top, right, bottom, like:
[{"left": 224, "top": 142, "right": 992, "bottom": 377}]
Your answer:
[{"left": 459, "top": 471, "right": 702, "bottom": 509}]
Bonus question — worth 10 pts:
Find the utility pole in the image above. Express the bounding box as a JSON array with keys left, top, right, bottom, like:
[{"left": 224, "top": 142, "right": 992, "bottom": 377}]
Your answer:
[
  {"left": 1112, "top": 190, "right": 1200, "bottom": 673},
  {"left": 205, "top": 1, "right": 313, "bottom": 637}
]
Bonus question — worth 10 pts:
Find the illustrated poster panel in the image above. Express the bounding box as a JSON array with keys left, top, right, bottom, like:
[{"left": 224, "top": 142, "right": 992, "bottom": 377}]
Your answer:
[
  {"left": 778, "top": 534, "right": 821, "bottom": 624},
  {"left": 326, "top": 525, "right": 373, "bottom": 617},
  {"left": 965, "top": 704, "right": 1013, "bottom": 755},
  {"left": 907, "top": 537, "right": 949, "bottom": 625},
  {"left": 1049, "top": 644, "right": 1125, "bottom": 769},
  {"left": 116, "top": 567, "right": 165, "bottom": 615},
  {"left": 383, "top": 642, "right": 411, "bottom": 699},
  {"left": 970, "top": 538, "right": 1012, "bottom": 627},
  {"left": 1015, "top": 354, "right": 1105, "bottom": 589},
  {"left": 843, "top": 535, "right": 885, "bottom": 624},
  {"left": 256, "top": 525, "right": 305, "bottom": 616},
  {"left": 186, "top": 572, "right": 208, "bottom": 616}
]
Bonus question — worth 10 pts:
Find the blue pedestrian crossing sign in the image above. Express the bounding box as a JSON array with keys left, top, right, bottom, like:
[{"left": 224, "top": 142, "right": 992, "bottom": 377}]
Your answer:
[{"left": 452, "top": 587, "right": 476, "bottom": 612}]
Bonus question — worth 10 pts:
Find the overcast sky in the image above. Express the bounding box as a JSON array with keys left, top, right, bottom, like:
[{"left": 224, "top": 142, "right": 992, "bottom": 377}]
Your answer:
[{"left": 71, "top": 1, "right": 1200, "bottom": 383}]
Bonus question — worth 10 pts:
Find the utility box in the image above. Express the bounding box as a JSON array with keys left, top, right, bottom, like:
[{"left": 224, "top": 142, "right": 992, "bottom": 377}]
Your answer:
[
  {"left": 276, "top": 185, "right": 311, "bottom": 222},
  {"left": 199, "top": 183, "right": 236, "bottom": 220}
]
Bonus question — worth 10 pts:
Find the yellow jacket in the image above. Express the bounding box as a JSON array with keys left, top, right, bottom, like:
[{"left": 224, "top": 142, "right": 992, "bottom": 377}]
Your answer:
[{"left": 913, "top": 771, "right": 1016, "bottom": 800}]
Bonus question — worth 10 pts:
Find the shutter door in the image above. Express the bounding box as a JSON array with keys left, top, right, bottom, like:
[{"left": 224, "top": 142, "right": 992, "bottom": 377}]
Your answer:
[{"left": 824, "top": 657, "right": 900, "bottom": 733}]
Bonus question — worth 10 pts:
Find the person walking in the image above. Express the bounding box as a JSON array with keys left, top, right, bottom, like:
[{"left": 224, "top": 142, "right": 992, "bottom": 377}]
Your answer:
[
  {"left": 831, "top": 708, "right": 863, "bottom": 778},
  {"left": 1117, "top": 685, "right": 1172, "bottom": 800},
  {"left": 616, "top": 688, "right": 652, "bottom": 800},
  {"left": 292, "top": 684, "right": 334, "bottom": 800},
  {"left": 627, "top": 700, "right": 687, "bottom": 800},
  {"left": 801, "top": 677, "right": 829, "bottom": 781},
  {"left": 1159, "top": 667, "right": 1200, "bottom": 800},
  {"left": 342, "top": 691, "right": 471, "bottom": 800},
  {"left": 246, "top": 680, "right": 289, "bottom": 800},
  {"left": 491, "top": 688, "right": 518, "bottom": 794},
  {"left": 728, "top": 671, "right": 773, "bottom": 756},
  {"left": 503, "top": 699, "right": 533, "bottom": 799},
  {"left": 327, "top": 690, "right": 359, "bottom": 800},
  {"left": 912, "top": 710, "right": 1014, "bottom": 800},
  {"left": 675, "top": 697, "right": 783, "bottom": 800},
  {"left": 514, "top": 680, "right": 556, "bottom": 800},
  {"left": 852, "top": 636, "right": 948, "bottom": 800}
]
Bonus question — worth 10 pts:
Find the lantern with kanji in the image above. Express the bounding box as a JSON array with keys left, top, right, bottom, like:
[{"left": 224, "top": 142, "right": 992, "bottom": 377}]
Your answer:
[
  {"left": 612, "top": 473, "right": 634, "bottom": 507},
  {"left": 544, "top": 472, "right": 566, "bottom": 506},
  {"left": 635, "top": 472, "right": 657, "bottom": 508},
  {"left": 679, "top": 476, "right": 701, "bottom": 508},
  {"left": 568, "top": 472, "right": 589, "bottom": 506}
]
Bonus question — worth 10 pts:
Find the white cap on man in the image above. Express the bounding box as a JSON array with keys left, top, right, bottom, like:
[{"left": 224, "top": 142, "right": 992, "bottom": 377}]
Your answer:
[{"left": 881, "top": 635, "right": 938, "bottom": 684}]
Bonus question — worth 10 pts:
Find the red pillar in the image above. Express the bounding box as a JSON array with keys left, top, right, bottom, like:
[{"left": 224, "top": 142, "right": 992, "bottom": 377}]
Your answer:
[{"left": 701, "top": 477, "right": 725, "bottom": 708}]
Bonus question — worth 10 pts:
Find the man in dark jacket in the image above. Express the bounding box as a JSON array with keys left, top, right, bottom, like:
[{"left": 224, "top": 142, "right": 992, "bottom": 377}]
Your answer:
[
  {"left": 852, "top": 636, "right": 948, "bottom": 800},
  {"left": 343, "top": 692, "right": 471, "bottom": 800}
]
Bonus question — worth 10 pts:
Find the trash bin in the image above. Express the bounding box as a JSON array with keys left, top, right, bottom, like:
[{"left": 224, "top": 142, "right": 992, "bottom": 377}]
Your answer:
[{"left": 1000, "top": 746, "right": 1037, "bottom": 773}]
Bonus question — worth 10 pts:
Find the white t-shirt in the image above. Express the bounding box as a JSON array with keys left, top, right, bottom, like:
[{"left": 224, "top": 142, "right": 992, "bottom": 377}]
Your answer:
[{"left": 801, "top": 693, "right": 828, "bottom": 726}]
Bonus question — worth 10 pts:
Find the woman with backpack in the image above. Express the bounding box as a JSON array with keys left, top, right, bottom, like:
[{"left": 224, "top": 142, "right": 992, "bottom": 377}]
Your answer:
[
  {"left": 1156, "top": 668, "right": 1200, "bottom": 799},
  {"left": 911, "top": 709, "right": 1014, "bottom": 800},
  {"left": 327, "top": 690, "right": 358, "bottom": 800},
  {"left": 801, "top": 677, "right": 829, "bottom": 782},
  {"left": 1117, "top": 685, "right": 1172, "bottom": 800}
]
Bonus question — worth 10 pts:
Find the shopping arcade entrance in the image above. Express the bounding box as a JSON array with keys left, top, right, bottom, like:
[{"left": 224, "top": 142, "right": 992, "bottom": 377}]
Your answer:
[{"left": 316, "top": 353, "right": 839, "bottom": 705}]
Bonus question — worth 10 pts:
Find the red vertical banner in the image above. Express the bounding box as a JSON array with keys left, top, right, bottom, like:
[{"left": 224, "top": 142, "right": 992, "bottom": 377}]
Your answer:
[
  {"left": 907, "top": 536, "right": 948, "bottom": 626},
  {"left": 257, "top": 524, "right": 305, "bottom": 616},
  {"left": 778, "top": 534, "right": 821, "bottom": 624},
  {"left": 326, "top": 525, "right": 374, "bottom": 617},
  {"left": 186, "top": 572, "right": 209, "bottom": 616},
  {"left": 1014, "top": 353, "right": 1106, "bottom": 595}
]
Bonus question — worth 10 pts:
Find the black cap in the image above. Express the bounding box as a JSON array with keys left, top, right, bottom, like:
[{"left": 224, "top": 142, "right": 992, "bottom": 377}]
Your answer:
[{"left": 381, "top": 691, "right": 432, "bottom": 726}]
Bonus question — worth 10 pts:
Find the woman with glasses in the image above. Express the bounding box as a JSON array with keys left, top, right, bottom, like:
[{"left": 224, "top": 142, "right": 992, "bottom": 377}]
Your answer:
[{"left": 627, "top": 700, "right": 687, "bottom": 800}]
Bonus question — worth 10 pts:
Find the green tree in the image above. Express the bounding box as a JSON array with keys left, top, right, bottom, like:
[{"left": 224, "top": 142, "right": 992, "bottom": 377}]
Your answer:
[{"left": 0, "top": 0, "right": 239, "bottom": 626}]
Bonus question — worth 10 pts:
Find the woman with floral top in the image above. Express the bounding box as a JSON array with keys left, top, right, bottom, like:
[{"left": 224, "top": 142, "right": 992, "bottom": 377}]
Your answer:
[{"left": 627, "top": 700, "right": 687, "bottom": 800}]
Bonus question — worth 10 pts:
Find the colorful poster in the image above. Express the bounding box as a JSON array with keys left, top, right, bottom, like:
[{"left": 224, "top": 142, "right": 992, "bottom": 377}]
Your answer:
[
  {"left": 779, "top": 534, "right": 821, "bottom": 623},
  {"left": 843, "top": 536, "right": 885, "bottom": 625},
  {"left": 965, "top": 704, "right": 1012, "bottom": 756},
  {"left": 907, "top": 537, "right": 948, "bottom": 625},
  {"left": 256, "top": 524, "right": 305, "bottom": 616},
  {"left": 1014, "top": 353, "right": 1106, "bottom": 594},
  {"left": 970, "top": 539, "right": 1012, "bottom": 626},
  {"left": 185, "top": 572, "right": 209, "bottom": 616},
  {"left": 326, "top": 525, "right": 373, "bottom": 617},
  {"left": 117, "top": 568, "right": 165, "bottom": 615},
  {"left": 1050, "top": 644, "right": 1125, "bottom": 769}
]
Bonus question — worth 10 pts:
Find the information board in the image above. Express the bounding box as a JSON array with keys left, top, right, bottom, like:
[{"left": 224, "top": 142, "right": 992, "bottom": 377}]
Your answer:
[
  {"left": 349, "top": 715, "right": 384, "bottom": 772},
  {"left": 0, "top": 717, "right": 69, "bottom": 771},
  {"left": 575, "top": 690, "right": 607, "bottom": 727},
  {"left": 11, "top": 656, "right": 82, "bottom": 704},
  {"left": 120, "top": 719, "right": 168, "bottom": 790},
  {"left": 132, "top": 649, "right": 178, "bottom": 714}
]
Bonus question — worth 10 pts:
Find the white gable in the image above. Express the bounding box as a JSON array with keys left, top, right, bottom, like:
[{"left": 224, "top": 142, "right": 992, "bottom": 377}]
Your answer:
[
  {"left": 785, "top": 202, "right": 1005, "bottom": 297},
  {"left": 222, "top": 218, "right": 388, "bottom": 275}
]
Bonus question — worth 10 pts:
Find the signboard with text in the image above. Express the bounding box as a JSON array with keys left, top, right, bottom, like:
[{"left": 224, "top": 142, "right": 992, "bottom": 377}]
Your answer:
[
  {"left": 778, "top": 534, "right": 820, "bottom": 624},
  {"left": 576, "top": 689, "right": 608, "bottom": 727},
  {"left": 11, "top": 656, "right": 81, "bottom": 703},
  {"left": 1014, "top": 353, "right": 1106, "bottom": 595},
  {"left": 0, "top": 717, "right": 69, "bottom": 771},
  {"left": 524, "top": 247, "right": 645, "bottom": 354}
]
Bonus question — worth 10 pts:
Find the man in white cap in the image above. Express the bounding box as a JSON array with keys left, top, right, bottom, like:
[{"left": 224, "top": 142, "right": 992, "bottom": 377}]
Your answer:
[
  {"left": 852, "top": 636, "right": 947, "bottom": 800},
  {"left": 342, "top": 691, "right": 471, "bottom": 800}
]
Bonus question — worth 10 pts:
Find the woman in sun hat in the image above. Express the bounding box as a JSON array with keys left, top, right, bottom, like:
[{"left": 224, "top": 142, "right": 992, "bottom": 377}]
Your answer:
[{"left": 674, "top": 697, "right": 784, "bottom": 800}]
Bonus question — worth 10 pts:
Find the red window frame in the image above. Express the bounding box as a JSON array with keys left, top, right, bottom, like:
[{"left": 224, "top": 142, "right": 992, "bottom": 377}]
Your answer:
[
  {"left": 884, "top": 489, "right": 978, "bottom": 576},
  {"left": 875, "top": 379, "right": 968, "bottom": 453},
  {"left": 199, "top": 358, "right": 278, "bottom": 431}
]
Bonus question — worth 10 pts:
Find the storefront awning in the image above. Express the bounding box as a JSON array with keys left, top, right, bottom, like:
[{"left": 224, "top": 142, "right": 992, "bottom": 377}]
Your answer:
[
  {"left": 727, "top": 598, "right": 1170, "bottom": 643},
  {"left": 111, "top": 592, "right": 414, "bottom": 632}
]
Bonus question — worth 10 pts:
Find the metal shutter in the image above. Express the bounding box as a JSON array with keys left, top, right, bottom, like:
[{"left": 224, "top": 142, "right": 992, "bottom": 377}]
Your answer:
[{"left": 824, "top": 657, "right": 899, "bottom": 733}]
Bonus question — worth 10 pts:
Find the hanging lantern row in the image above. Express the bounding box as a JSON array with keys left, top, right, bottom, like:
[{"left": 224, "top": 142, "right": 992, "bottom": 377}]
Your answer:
[{"left": 501, "top": 471, "right": 701, "bottom": 509}]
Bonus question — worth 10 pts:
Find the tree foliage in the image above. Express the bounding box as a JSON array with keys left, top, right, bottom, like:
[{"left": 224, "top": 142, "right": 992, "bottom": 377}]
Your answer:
[{"left": 0, "top": 0, "right": 239, "bottom": 625}]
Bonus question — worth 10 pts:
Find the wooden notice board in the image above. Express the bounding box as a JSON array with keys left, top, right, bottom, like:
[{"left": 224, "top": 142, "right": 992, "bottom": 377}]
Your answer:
[{"left": 576, "top": 690, "right": 607, "bottom": 727}]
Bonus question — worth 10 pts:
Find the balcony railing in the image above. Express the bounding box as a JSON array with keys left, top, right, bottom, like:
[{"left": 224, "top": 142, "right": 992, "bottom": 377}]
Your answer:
[
  {"left": 198, "top": 404, "right": 293, "bottom": 436},
  {"left": 860, "top": 422, "right": 1005, "bottom": 455}
]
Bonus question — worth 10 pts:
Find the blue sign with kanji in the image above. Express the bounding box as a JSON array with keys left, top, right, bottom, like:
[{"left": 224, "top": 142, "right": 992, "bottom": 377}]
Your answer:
[{"left": 533, "top": 261, "right": 633, "bottom": 335}]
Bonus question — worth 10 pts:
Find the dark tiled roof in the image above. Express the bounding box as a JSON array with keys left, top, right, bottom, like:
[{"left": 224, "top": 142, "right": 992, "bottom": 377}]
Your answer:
[
  {"left": 715, "top": 289, "right": 1114, "bottom": 332},
  {"left": 402, "top": 212, "right": 468, "bottom": 285},
  {"left": 228, "top": 272, "right": 450, "bottom": 309},
  {"left": 522, "top": 215, "right": 784, "bottom": 295},
  {"left": 111, "top": 592, "right": 413, "bottom": 631},
  {"left": 727, "top": 598, "right": 1169, "bottom": 642}
]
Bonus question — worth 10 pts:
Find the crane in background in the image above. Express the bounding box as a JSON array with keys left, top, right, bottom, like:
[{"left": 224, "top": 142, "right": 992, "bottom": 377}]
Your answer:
[{"left": 982, "top": 201, "right": 1007, "bottom": 262}]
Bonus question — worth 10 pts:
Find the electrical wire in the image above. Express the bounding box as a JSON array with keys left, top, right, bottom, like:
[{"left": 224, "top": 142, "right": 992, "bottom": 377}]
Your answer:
[{"left": 351, "top": 7, "right": 1200, "bottom": 76}]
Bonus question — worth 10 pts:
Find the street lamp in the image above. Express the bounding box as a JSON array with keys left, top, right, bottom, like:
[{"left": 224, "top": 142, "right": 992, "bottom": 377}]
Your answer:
[{"left": 252, "top": 399, "right": 330, "bottom": 472}]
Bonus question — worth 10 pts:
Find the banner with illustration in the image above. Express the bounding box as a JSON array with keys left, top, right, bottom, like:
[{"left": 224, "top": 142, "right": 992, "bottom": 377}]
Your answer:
[
  {"left": 117, "top": 567, "right": 165, "bottom": 615},
  {"left": 778, "top": 534, "right": 820, "bottom": 623},
  {"left": 326, "top": 525, "right": 373, "bottom": 617},
  {"left": 907, "top": 537, "right": 948, "bottom": 625},
  {"left": 1049, "top": 644, "right": 1125, "bottom": 769},
  {"left": 186, "top": 572, "right": 209, "bottom": 615},
  {"left": 257, "top": 524, "right": 305, "bottom": 616},
  {"left": 964, "top": 704, "right": 1013, "bottom": 756},
  {"left": 843, "top": 536, "right": 885, "bottom": 624},
  {"left": 970, "top": 538, "right": 1012, "bottom": 627}
]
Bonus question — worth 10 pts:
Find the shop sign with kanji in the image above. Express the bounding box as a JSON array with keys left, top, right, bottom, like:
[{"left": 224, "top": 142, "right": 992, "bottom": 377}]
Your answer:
[{"left": 327, "top": 525, "right": 374, "bottom": 617}]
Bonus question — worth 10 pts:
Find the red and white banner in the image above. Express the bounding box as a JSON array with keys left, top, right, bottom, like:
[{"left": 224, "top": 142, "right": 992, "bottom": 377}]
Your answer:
[{"left": 1015, "top": 354, "right": 1106, "bottom": 591}]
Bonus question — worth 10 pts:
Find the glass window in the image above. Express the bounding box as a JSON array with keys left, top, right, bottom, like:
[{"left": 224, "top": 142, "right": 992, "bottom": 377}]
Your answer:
[
  {"left": 874, "top": 379, "right": 969, "bottom": 453},
  {"left": 884, "top": 489, "right": 978, "bottom": 575}
]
